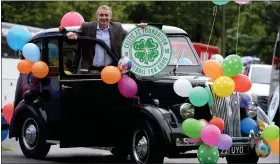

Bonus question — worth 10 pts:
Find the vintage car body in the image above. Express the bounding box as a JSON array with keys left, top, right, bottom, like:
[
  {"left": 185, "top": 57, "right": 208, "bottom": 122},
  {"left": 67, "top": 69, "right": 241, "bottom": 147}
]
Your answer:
[{"left": 9, "top": 23, "right": 269, "bottom": 163}]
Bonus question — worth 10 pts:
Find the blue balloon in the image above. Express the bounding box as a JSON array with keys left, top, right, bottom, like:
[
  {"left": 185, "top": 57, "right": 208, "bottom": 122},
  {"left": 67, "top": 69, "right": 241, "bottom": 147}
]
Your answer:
[
  {"left": 48, "top": 43, "right": 58, "bottom": 60},
  {"left": 240, "top": 117, "right": 258, "bottom": 135},
  {"left": 212, "top": 0, "right": 230, "bottom": 5},
  {"left": 22, "top": 43, "right": 41, "bottom": 62},
  {"left": 7, "top": 25, "right": 31, "bottom": 51},
  {"left": 179, "top": 58, "right": 193, "bottom": 65},
  {"left": 1, "top": 114, "right": 8, "bottom": 142}
]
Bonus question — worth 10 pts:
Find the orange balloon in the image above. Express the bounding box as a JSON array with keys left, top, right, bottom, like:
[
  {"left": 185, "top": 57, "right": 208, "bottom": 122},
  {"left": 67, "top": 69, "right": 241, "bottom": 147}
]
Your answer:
[
  {"left": 32, "top": 61, "right": 49, "bottom": 78},
  {"left": 266, "top": 138, "right": 279, "bottom": 155},
  {"left": 232, "top": 74, "right": 252, "bottom": 93},
  {"left": 203, "top": 60, "right": 224, "bottom": 80},
  {"left": 101, "top": 66, "right": 121, "bottom": 84},
  {"left": 3, "top": 103, "right": 14, "bottom": 124},
  {"left": 209, "top": 117, "right": 225, "bottom": 132},
  {"left": 17, "top": 59, "right": 33, "bottom": 74}
]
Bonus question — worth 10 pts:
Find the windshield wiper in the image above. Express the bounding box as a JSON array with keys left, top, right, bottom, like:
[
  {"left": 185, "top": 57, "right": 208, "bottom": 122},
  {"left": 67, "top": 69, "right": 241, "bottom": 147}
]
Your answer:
[{"left": 171, "top": 49, "right": 185, "bottom": 75}]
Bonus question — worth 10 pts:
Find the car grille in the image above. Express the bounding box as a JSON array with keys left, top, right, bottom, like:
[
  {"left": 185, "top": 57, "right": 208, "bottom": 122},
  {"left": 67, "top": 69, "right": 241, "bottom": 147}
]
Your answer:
[{"left": 257, "top": 96, "right": 268, "bottom": 113}]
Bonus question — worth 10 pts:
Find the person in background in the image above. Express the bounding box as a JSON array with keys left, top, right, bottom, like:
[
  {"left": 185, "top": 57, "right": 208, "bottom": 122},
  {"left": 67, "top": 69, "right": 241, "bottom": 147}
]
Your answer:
[{"left": 66, "top": 5, "right": 147, "bottom": 72}]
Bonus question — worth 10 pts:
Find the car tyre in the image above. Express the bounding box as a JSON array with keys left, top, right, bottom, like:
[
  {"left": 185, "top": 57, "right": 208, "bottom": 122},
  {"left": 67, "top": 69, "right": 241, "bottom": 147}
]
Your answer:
[
  {"left": 130, "top": 120, "right": 165, "bottom": 164},
  {"left": 226, "top": 147, "right": 259, "bottom": 164},
  {"left": 19, "top": 112, "right": 51, "bottom": 159}
]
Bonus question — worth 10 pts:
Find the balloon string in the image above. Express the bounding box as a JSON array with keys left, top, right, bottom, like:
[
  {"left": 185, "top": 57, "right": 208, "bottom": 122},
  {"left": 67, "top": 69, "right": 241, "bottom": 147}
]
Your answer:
[
  {"left": 206, "top": 6, "right": 217, "bottom": 54},
  {"left": 236, "top": 5, "right": 241, "bottom": 55}
]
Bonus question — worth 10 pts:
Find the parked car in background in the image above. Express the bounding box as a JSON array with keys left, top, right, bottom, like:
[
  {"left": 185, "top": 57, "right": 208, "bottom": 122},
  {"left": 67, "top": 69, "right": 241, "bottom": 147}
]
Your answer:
[{"left": 244, "top": 64, "right": 272, "bottom": 112}]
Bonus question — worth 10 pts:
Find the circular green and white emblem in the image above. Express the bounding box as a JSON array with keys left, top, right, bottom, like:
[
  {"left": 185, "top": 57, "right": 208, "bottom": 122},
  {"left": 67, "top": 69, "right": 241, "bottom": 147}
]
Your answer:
[{"left": 121, "top": 25, "right": 172, "bottom": 77}]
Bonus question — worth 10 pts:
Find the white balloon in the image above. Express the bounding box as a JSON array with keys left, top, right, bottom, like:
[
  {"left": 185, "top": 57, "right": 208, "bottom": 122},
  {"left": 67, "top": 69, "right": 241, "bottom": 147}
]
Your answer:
[{"left": 173, "top": 79, "right": 193, "bottom": 97}]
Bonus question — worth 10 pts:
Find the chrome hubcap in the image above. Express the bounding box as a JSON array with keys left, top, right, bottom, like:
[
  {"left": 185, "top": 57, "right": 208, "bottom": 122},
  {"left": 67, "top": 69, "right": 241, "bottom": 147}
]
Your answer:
[
  {"left": 132, "top": 130, "right": 149, "bottom": 163},
  {"left": 22, "top": 118, "right": 38, "bottom": 150}
]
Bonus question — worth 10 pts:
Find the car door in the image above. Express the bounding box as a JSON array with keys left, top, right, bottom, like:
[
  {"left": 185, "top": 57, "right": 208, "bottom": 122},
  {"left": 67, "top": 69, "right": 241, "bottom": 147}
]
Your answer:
[{"left": 59, "top": 38, "right": 133, "bottom": 147}]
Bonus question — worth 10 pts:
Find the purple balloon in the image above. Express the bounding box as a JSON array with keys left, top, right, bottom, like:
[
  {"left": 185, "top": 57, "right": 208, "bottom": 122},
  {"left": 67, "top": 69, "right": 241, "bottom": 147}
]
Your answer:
[
  {"left": 118, "top": 75, "right": 138, "bottom": 98},
  {"left": 216, "top": 134, "right": 233, "bottom": 150}
]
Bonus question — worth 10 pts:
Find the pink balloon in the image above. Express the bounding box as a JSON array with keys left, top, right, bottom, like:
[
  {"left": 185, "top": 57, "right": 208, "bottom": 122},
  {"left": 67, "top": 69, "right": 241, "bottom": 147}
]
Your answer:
[
  {"left": 201, "top": 124, "right": 221, "bottom": 146},
  {"left": 61, "top": 12, "right": 85, "bottom": 27},
  {"left": 118, "top": 75, "right": 138, "bottom": 98},
  {"left": 187, "top": 138, "right": 202, "bottom": 144},
  {"left": 234, "top": 0, "right": 251, "bottom": 5},
  {"left": 216, "top": 134, "right": 233, "bottom": 150}
]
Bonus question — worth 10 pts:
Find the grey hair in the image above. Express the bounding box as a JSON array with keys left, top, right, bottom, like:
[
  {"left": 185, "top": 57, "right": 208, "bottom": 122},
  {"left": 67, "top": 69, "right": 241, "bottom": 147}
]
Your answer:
[{"left": 96, "top": 5, "right": 112, "bottom": 17}]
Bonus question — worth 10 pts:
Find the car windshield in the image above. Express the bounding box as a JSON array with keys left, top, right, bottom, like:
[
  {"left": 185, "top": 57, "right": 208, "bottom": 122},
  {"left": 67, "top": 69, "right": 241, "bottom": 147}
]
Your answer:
[
  {"left": 251, "top": 66, "right": 272, "bottom": 84},
  {"left": 168, "top": 36, "right": 199, "bottom": 65}
]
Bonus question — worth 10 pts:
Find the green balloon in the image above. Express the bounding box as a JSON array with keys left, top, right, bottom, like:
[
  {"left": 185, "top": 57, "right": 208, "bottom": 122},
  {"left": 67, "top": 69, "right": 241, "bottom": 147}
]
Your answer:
[
  {"left": 212, "top": 0, "right": 230, "bottom": 6},
  {"left": 262, "top": 125, "right": 279, "bottom": 141},
  {"left": 189, "top": 87, "right": 209, "bottom": 107},
  {"left": 182, "top": 118, "right": 203, "bottom": 139},
  {"left": 222, "top": 55, "right": 243, "bottom": 77},
  {"left": 197, "top": 143, "right": 220, "bottom": 164}
]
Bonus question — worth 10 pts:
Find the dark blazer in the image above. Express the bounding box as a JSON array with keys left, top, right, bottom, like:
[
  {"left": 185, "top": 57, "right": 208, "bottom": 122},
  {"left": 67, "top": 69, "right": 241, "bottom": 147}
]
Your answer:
[{"left": 76, "top": 21, "right": 127, "bottom": 68}]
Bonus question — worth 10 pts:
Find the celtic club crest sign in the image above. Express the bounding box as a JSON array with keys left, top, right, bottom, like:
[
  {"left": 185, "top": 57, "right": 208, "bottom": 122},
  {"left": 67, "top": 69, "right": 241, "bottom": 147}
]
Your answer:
[{"left": 121, "top": 25, "right": 172, "bottom": 77}]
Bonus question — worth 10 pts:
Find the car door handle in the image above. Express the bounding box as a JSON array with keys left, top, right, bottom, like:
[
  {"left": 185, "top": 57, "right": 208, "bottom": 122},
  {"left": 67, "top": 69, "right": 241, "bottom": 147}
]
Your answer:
[{"left": 61, "top": 84, "right": 72, "bottom": 89}]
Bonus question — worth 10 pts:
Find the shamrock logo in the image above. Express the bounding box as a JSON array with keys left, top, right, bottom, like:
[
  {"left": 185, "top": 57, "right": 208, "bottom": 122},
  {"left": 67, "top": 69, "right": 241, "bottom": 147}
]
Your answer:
[{"left": 133, "top": 38, "right": 159, "bottom": 65}]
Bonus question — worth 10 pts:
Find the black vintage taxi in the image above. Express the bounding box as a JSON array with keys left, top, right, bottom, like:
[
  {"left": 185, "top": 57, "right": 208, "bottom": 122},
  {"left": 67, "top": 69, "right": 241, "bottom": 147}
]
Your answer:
[{"left": 9, "top": 23, "right": 268, "bottom": 163}]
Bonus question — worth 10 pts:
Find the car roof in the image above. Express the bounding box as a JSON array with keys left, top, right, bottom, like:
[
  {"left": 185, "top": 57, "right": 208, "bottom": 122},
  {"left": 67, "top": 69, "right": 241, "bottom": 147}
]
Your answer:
[{"left": 32, "top": 23, "right": 188, "bottom": 39}]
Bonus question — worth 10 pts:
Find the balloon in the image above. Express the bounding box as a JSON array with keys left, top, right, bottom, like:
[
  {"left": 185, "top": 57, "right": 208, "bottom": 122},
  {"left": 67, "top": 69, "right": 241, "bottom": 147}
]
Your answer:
[
  {"left": 22, "top": 43, "right": 41, "bottom": 62},
  {"left": 173, "top": 79, "right": 193, "bottom": 97},
  {"left": 188, "top": 87, "right": 209, "bottom": 107},
  {"left": 187, "top": 138, "right": 202, "bottom": 144},
  {"left": 209, "top": 117, "right": 225, "bottom": 132},
  {"left": 212, "top": 0, "right": 230, "bottom": 6},
  {"left": 202, "top": 60, "right": 224, "bottom": 80},
  {"left": 2, "top": 103, "right": 14, "bottom": 124},
  {"left": 17, "top": 59, "right": 33, "bottom": 74},
  {"left": 197, "top": 143, "right": 220, "bottom": 164},
  {"left": 118, "top": 75, "right": 138, "bottom": 98},
  {"left": 118, "top": 57, "right": 133, "bottom": 74},
  {"left": 48, "top": 43, "right": 59, "bottom": 60},
  {"left": 234, "top": 0, "right": 251, "bottom": 5},
  {"left": 211, "top": 54, "right": 224, "bottom": 64},
  {"left": 199, "top": 119, "right": 208, "bottom": 127},
  {"left": 262, "top": 125, "right": 279, "bottom": 141},
  {"left": 101, "top": 66, "right": 121, "bottom": 84},
  {"left": 240, "top": 117, "right": 258, "bottom": 135},
  {"left": 216, "top": 134, "right": 232, "bottom": 150},
  {"left": 180, "top": 103, "right": 195, "bottom": 119},
  {"left": 239, "top": 93, "right": 252, "bottom": 108},
  {"left": 61, "top": 12, "right": 85, "bottom": 27},
  {"left": 179, "top": 58, "right": 193, "bottom": 65},
  {"left": 222, "top": 55, "right": 243, "bottom": 77},
  {"left": 182, "top": 118, "right": 203, "bottom": 139},
  {"left": 1, "top": 114, "right": 9, "bottom": 142},
  {"left": 258, "top": 120, "right": 268, "bottom": 131},
  {"left": 255, "top": 139, "right": 271, "bottom": 158},
  {"left": 205, "top": 85, "right": 214, "bottom": 107},
  {"left": 266, "top": 138, "right": 279, "bottom": 155},
  {"left": 7, "top": 25, "right": 31, "bottom": 51},
  {"left": 213, "top": 76, "right": 235, "bottom": 97},
  {"left": 201, "top": 124, "right": 221, "bottom": 146},
  {"left": 31, "top": 61, "right": 49, "bottom": 78},
  {"left": 245, "top": 103, "right": 258, "bottom": 118},
  {"left": 232, "top": 74, "right": 252, "bottom": 93}
]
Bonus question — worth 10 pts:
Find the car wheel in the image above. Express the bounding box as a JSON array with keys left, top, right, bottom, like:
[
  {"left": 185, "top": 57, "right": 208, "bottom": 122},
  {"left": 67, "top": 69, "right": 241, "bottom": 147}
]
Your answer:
[
  {"left": 19, "top": 112, "right": 51, "bottom": 159},
  {"left": 226, "top": 147, "right": 259, "bottom": 164},
  {"left": 130, "top": 120, "right": 165, "bottom": 164}
]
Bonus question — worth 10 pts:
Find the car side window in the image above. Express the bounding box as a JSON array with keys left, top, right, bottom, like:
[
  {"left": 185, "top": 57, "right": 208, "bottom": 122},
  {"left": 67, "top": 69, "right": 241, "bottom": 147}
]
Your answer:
[{"left": 62, "top": 39, "right": 114, "bottom": 75}]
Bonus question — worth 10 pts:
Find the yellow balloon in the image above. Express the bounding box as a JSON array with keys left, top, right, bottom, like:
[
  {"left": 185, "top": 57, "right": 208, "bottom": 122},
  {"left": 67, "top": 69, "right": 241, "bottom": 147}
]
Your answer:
[
  {"left": 258, "top": 120, "right": 268, "bottom": 131},
  {"left": 213, "top": 76, "right": 235, "bottom": 97}
]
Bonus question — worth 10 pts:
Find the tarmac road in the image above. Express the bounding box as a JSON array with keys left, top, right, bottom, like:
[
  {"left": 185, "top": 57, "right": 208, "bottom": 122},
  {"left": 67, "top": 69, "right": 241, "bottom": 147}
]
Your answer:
[{"left": 2, "top": 138, "right": 279, "bottom": 163}]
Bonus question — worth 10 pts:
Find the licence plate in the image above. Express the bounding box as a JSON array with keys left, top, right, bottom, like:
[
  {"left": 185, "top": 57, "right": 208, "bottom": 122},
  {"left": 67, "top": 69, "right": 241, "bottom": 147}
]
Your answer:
[{"left": 221, "top": 146, "right": 249, "bottom": 155}]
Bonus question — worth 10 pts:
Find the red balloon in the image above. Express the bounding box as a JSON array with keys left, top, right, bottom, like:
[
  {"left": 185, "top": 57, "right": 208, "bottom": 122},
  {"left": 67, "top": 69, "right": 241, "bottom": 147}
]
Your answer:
[
  {"left": 232, "top": 74, "right": 252, "bottom": 93},
  {"left": 2, "top": 103, "right": 14, "bottom": 124},
  {"left": 209, "top": 117, "right": 225, "bottom": 132},
  {"left": 61, "top": 12, "right": 85, "bottom": 27}
]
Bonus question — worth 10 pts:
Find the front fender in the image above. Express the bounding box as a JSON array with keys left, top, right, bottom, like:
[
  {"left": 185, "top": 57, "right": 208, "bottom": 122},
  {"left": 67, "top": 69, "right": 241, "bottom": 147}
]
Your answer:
[
  {"left": 134, "top": 104, "right": 173, "bottom": 145},
  {"left": 9, "top": 100, "right": 42, "bottom": 138}
]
